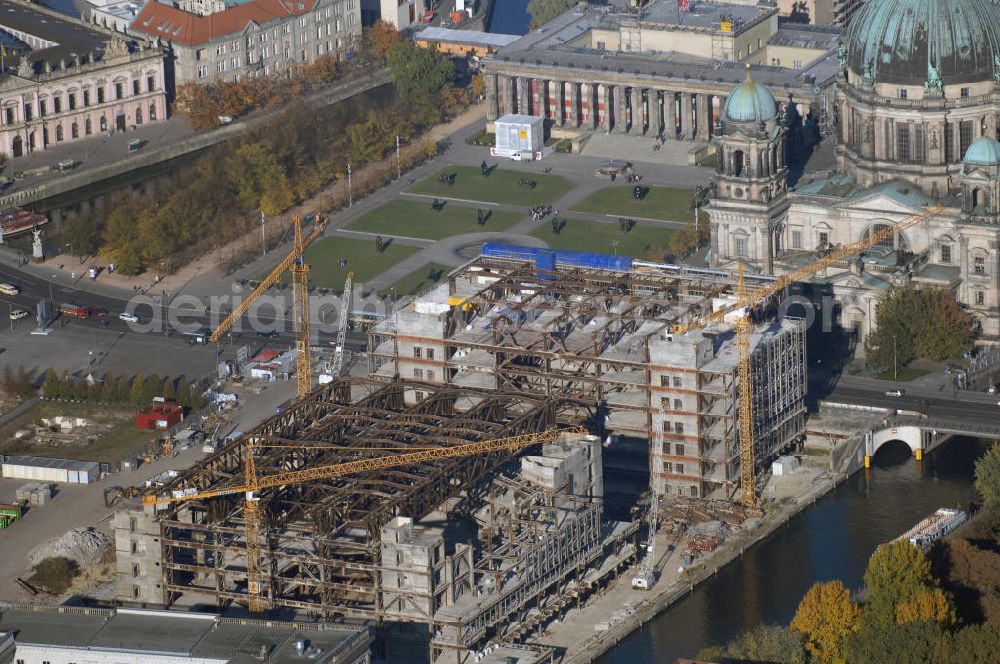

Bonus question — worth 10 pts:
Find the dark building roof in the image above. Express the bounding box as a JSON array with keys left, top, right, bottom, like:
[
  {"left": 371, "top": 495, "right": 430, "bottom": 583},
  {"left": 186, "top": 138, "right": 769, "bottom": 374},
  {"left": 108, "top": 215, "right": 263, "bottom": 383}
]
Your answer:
[
  {"left": 0, "top": 0, "right": 111, "bottom": 76},
  {"left": 844, "top": 0, "right": 1000, "bottom": 85},
  {"left": 0, "top": 606, "right": 368, "bottom": 664}
]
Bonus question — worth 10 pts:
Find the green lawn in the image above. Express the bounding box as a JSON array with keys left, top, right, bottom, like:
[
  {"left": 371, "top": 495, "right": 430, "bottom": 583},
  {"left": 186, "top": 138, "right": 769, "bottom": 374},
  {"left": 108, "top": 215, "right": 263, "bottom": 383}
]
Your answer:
[
  {"left": 379, "top": 262, "right": 453, "bottom": 298},
  {"left": 874, "top": 367, "right": 933, "bottom": 382},
  {"left": 410, "top": 165, "right": 573, "bottom": 206},
  {"left": 570, "top": 185, "right": 696, "bottom": 222},
  {"left": 530, "top": 219, "right": 677, "bottom": 258},
  {"left": 0, "top": 402, "right": 158, "bottom": 463},
  {"left": 346, "top": 200, "right": 522, "bottom": 240},
  {"left": 281, "top": 237, "right": 421, "bottom": 291}
]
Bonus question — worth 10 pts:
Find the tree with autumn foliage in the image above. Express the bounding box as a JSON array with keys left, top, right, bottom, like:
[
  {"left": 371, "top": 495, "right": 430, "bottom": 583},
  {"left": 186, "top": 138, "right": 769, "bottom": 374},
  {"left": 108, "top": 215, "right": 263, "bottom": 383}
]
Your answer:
[
  {"left": 386, "top": 41, "right": 454, "bottom": 102},
  {"left": 367, "top": 19, "right": 402, "bottom": 56},
  {"left": 865, "top": 286, "right": 975, "bottom": 370},
  {"left": 174, "top": 82, "right": 223, "bottom": 129},
  {"left": 864, "top": 540, "right": 939, "bottom": 625},
  {"left": 896, "top": 587, "right": 957, "bottom": 627},
  {"left": 790, "top": 580, "right": 860, "bottom": 664},
  {"left": 975, "top": 442, "right": 1000, "bottom": 512},
  {"left": 470, "top": 73, "right": 485, "bottom": 99}
]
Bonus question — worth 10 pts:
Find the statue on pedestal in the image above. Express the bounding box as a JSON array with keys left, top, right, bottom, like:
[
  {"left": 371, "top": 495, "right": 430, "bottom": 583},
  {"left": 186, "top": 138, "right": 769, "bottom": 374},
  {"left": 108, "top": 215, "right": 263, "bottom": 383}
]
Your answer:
[{"left": 31, "top": 226, "right": 43, "bottom": 260}]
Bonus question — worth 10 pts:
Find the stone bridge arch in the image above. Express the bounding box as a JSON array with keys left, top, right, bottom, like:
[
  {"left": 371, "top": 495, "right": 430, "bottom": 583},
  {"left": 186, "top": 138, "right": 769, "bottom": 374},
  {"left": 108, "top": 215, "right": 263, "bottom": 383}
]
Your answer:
[{"left": 865, "top": 425, "right": 927, "bottom": 466}]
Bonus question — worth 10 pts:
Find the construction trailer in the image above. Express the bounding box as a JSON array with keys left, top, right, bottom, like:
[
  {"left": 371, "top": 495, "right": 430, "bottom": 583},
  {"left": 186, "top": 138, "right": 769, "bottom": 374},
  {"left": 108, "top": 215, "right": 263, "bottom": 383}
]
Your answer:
[
  {"left": 491, "top": 114, "right": 544, "bottom": 158},
  {"left": 367, "top": 245, "right": 808, "bottom": 500},
  {"left": 135, "top": 404, "right": 184, "bottom": 430}
]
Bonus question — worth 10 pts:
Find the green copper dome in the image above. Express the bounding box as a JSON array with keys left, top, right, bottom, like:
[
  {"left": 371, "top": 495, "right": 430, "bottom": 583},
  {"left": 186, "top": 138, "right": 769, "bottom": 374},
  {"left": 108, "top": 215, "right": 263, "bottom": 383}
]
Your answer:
[
  {"left": 723, "top": 74, "right": 778, "bottom": 124},
  {"left": 844, "top": 0, "right": 1000, "bottom": 86},
  {"left": 964, "top": 136, "right": 1000, "bottom": 165}
]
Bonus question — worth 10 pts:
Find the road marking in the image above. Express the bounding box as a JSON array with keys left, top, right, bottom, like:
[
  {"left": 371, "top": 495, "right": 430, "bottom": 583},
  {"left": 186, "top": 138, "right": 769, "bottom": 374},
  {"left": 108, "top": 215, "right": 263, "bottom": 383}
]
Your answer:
[
  {"left": 401, "top": 192, "right": 500, "bottom": 207},
  {"left": 332, "top": 229, "right": 433, "bottom": 244},
  {"left": 603, "top": 213, "right": 688, "bottom": 227}
]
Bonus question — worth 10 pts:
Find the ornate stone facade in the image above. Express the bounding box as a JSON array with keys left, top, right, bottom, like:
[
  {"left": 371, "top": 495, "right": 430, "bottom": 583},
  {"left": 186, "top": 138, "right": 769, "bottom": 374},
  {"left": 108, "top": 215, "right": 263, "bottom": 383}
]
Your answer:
[
  {"left": 0, "top": 1, "right": 167, "bottom": 157},
  {"left": 709, "top": 0, "right": 1000, "bottom": 343}
]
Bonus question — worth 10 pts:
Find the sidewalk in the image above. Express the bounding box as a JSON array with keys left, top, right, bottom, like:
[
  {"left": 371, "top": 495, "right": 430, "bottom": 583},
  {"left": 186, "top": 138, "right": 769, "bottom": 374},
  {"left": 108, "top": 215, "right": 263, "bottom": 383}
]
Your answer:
[{"left": 4, "top": 104, "right": 489, "bottom": 304}]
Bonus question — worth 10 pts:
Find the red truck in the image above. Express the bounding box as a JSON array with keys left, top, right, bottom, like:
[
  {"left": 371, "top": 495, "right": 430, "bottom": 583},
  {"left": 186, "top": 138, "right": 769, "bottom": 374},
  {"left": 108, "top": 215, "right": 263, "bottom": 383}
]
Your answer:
[{"left": 58, "top": 304, "right": 90, "bottom": 319}]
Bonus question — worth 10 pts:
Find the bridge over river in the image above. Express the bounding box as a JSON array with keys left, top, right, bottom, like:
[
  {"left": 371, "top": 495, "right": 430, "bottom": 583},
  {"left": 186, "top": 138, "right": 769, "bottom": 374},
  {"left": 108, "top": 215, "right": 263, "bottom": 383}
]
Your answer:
[{"left": 818, "top": 374, "right": 1000, "bottom": 465}]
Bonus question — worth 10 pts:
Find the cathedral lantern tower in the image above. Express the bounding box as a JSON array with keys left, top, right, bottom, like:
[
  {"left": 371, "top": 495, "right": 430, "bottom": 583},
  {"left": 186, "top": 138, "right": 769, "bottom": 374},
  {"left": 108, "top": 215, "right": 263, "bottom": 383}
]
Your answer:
[{"left": 708, "top": 67, "right": 788, "bottom": 274}]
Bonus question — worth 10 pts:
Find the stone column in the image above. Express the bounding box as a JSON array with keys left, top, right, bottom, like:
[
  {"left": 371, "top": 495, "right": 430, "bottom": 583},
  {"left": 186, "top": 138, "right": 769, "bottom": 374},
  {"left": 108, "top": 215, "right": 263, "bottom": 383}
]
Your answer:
[
  {"left": 766, "top": 229, "right": 774, "bottom": 275},
  {"left": 710, "top": 223, "right": 721, "bottom": 267},
  {"left": 631, "top": 86, "right": 644, "bottom": 134},
  {"left": 516, "top": 77, "right": 528, "bottom": 114},
  {"left": 486, "top": 73, "right": 499, "bottom": 121},
  {"left": 959, "top": 237, "right": 970, "bottom": 303},
  {"left": 615, "top": 86, "right": 627, "bottom": 134},
  {"left": 554, "top": 81, "right": 565, "bottom": 126},
  {"left": 601, "top": 84, "right": 612, "bottom": 133},
  {"left": 695, "top": 93, "right": 709, "bottom": 141},
  {"left": 532, "top": 78, "right": 542, "bottom": 117},
  {"left": 986, "top": 113, "right": 997, "bottom": 140},
  {"left": 568, "top": 81, "right": 579, "bottom": 128},
  {"left": 497, "top": 75, "right": 510, "bottom": 116},
  {"left": 680, "top": 93, "right": 692, "bottom": 139},
  {"left": 665, "top": 91, "right": 676, "bottom": 139}
]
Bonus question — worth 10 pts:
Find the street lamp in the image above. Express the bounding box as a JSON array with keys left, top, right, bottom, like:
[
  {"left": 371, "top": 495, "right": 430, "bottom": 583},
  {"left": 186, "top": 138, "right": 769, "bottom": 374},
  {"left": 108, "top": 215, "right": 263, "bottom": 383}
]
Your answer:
[
  {"left": 347, "top": 162, "right": 353, "bottom": 207},
  {"left": 261, "top": 211, "right": 267, "bottom": 258},
  {"left": 892, "top": 334, "right": 897, "bottom": 381},
  {"left": 612, "top": 240, "right": 620, "bottom": 257}
]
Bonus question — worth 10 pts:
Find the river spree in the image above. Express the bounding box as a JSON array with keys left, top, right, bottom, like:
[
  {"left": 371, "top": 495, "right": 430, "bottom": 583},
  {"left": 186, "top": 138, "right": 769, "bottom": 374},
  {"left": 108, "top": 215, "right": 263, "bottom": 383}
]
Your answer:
[
  {"left": 598, "top": 436, "right": 987, "bottom": 663},
  {"left": 489, "top": 0, "right": 532, "bottom": 35}
]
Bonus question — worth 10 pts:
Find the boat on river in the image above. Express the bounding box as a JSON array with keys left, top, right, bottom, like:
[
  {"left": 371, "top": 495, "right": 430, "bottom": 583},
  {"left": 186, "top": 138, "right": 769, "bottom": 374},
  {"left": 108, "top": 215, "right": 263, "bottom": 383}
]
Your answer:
[
  {"left": 0, "top": 207, "right": 47, "bottom": 239},
  {"left": 893, "top": 507, "right": 967, "bottom": 551}
]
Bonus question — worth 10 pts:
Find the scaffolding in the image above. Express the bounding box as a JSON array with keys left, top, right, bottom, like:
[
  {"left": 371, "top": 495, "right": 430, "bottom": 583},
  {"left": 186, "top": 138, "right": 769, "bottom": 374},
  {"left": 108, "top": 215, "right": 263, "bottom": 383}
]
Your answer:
[{"left": 368, "top": 256, "right": 808, "bottom": 500}]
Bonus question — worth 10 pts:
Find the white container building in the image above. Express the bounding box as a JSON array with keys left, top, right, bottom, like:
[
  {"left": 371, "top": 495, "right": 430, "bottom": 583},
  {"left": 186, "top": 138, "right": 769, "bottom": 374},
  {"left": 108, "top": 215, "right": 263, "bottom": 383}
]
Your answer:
[{"left": 1, "top": 455, "right": 101, "bottom": 484}]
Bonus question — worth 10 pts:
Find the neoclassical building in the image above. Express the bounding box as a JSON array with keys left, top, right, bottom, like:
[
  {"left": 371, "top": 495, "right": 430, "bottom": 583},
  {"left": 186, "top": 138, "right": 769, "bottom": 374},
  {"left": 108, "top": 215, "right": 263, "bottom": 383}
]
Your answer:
[
  {"left": 482, "top": 1, "right": 830, "bottom": 143},
  {"left": 709, "top": 0, "right": 1000, "bottom": 343},
  {"left": 0, "top": 0, "right": 167, "bottom": 158}
]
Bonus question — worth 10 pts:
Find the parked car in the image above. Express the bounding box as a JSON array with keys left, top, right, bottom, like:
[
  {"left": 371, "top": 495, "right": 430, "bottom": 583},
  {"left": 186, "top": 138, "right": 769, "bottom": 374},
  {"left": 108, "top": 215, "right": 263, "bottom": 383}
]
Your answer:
[
  {"left": 87, "top": 307, "right": 109, "bottom": 317},
  {"left": 885, "top": 389, "right": 905, "bottom": 398},
  {"left": 8, "top": 309, "right": 28, "bottom": 321},
  {"left": 257, "top": 330, "right": 280, "bottom": 338},
  {"left": 119, "top": 312, "right": 139, "bottom": 323}
]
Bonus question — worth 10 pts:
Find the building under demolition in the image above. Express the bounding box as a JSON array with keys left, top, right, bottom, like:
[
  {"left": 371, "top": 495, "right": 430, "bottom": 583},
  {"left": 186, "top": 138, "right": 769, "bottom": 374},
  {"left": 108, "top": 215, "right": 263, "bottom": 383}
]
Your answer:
[
  {"left": 368, "top": 245, "right": 808, "bottom": 499},
  {"left": 116, "top": 379, "right": 634, "bottom": 663},
  {"left": 115, "top": 247, "right": 810, "bottom": 662}
]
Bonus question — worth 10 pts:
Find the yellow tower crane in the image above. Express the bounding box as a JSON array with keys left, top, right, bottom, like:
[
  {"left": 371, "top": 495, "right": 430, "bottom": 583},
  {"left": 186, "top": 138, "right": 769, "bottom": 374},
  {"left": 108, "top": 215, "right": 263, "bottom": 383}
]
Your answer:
[
  {"left": 210, "top": 214, "right": 328, "bottom": 398},
  {"left": 672, "top": 205, "right": 943, "bottom": 506},
  {"left": 143, "top": 426, "right": 587, "bottom": 613}
]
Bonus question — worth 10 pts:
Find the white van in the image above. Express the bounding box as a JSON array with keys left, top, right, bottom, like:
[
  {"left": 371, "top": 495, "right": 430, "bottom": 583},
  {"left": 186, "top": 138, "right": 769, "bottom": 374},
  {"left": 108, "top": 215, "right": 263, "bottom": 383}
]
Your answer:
[{"left": 510, "top": 152, "right": 528, "bottom": 162}]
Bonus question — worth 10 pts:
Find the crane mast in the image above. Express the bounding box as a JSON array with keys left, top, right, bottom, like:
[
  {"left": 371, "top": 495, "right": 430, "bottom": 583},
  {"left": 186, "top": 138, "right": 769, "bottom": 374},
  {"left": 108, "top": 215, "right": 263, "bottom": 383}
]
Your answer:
[
  {"left": 735, "top": 266, "right": 756, "bottom": 506},
  {"left": 632, "top": 409, "right": 663, "bottom": 589},
  {"left": 291, "top": 218, "right": 312, "bottom": 398},
  {"left": 207, "top": 214, "right": 327, "bottom": 399},
  {"left": 331, "top": 272, "right": 353, "bottom": 376}
]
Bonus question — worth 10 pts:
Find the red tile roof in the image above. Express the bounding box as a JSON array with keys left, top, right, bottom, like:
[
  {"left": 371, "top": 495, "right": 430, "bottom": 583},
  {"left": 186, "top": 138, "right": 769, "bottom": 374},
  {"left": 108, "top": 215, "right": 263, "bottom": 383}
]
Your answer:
[{"left": 131, "top": 0, "right": 317, "bottom": 46}]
